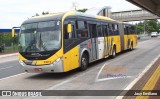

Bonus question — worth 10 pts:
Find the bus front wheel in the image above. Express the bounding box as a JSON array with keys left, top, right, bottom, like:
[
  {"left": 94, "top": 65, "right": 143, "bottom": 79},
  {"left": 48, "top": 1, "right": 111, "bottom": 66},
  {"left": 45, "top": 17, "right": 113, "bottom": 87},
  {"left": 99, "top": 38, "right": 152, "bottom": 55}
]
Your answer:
[
  {"left": 130, "top": 42, "right": 133, "bottom": 51},
  {"left": 79, "top": 53, "right": 89, "bottom": 71}
]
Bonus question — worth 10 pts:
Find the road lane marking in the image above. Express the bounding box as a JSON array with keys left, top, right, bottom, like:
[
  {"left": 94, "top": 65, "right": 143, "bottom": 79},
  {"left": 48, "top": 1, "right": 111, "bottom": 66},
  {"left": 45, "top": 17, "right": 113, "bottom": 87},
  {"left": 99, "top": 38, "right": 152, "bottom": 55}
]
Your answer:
[
  {"left": 0, "top": 66, "right": 15, "bottom": 71},
  {"left": 116, "top": 54, "right": 160, "bottom": 99},
  {"left": 47, "top": 79, "right": 75, "bottom": 90},
  {"left": 95, "top": 49, "right": 139, "bottom": 82},
  {"left": 0, "top": 73, "right": 26, "bottom": 81},
  {"left": 136, "top": 65, "right": 160, "bottom": 99},
  {"left": 0, "top": 53, "right": 18, "bottom": 58},
  {"left": 142, "top": 65, "right": 160, "bottom": 90},
  {"left": 96, "top": 40, "right": 160, "bottom": 83},
  {"left": 97, "top": 76, "right": 133, "bottom": 82}
]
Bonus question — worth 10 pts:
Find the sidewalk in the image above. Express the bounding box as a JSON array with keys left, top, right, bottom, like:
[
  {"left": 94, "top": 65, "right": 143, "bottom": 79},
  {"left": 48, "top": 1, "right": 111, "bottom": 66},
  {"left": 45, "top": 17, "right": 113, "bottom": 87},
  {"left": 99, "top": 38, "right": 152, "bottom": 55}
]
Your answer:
[
  {"left": 0, "top": 53, "right": 18, "bottom": 58},
  {"left": 123, "top": 56, "right": 160, "bottom": 99}
]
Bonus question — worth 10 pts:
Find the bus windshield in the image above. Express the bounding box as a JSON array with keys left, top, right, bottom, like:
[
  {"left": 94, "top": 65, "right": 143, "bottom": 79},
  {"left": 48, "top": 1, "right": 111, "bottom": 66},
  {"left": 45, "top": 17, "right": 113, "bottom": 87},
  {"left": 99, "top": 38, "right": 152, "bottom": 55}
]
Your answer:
[{"left": 19, "top": 21, "right": 61, "bottom": 52}]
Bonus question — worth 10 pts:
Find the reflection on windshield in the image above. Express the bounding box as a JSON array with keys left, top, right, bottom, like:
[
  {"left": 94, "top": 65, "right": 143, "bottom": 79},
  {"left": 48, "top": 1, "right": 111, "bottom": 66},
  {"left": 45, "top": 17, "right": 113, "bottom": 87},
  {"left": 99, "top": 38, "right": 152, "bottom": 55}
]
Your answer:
[{"left": 19, "top": 21, "right": 61, "bottom": 52}]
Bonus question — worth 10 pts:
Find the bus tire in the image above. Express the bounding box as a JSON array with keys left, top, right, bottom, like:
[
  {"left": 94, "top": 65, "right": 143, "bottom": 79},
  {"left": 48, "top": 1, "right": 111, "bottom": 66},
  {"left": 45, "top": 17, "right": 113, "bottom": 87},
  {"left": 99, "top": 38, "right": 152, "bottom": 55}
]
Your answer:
[
  {"left": 79, "top": 53, "right": 89, "bottom": 71},
  {"left": 130, "top": 42, "right": 133, "bottom": 51},
  {"left": 111, "top": 45, "right": 116, "bottom": 58}
]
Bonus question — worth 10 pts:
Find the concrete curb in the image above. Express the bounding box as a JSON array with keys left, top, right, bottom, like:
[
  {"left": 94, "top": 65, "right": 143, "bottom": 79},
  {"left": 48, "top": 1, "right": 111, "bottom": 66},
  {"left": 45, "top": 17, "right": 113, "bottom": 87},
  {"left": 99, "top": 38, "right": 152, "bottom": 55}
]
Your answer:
[
  {"left": 116, "top": 54, "right": 160, "bottom": 99},
  {"left": 0, "top": 53, "right": 18, "bottom": 58}
]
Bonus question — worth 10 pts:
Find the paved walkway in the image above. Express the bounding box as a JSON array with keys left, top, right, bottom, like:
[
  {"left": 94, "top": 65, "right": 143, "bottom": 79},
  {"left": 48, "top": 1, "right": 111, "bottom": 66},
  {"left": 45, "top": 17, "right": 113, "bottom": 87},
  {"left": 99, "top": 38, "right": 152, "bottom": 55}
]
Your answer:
[
  {"left": 123, "top": 57, "right": 160, "bottom": 99},
  {"left": 0, "top": 53, "right": 17, "bottom": 58}
]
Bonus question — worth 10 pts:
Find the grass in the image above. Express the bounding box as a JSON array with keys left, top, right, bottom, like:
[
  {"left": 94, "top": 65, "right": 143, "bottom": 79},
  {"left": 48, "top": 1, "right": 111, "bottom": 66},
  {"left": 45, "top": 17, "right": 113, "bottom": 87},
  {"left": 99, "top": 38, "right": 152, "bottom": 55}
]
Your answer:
[{"left": 3, "top": 45, "right": 18, "bottom": 53}]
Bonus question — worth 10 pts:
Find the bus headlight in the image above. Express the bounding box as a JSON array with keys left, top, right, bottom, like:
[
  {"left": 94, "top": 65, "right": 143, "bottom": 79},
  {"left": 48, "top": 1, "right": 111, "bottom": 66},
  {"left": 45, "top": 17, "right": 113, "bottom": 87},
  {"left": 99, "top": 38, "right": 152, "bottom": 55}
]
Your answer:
[
  {"left": 53, "top": 58, "right": 61, "bottom": 65},
  {"left": 19, "top": 60, "right": 25, "bottom": 66}
]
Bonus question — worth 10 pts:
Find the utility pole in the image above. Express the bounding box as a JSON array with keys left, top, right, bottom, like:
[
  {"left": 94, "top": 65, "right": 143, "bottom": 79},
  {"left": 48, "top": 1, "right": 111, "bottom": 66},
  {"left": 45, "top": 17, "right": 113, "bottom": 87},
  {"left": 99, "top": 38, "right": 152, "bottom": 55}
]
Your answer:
[
  {"left": 144, "top": 21, "right": 146, "bottom": 35},
  {"left": 72, "top": 0, "right": 79, "bottom": 11}
]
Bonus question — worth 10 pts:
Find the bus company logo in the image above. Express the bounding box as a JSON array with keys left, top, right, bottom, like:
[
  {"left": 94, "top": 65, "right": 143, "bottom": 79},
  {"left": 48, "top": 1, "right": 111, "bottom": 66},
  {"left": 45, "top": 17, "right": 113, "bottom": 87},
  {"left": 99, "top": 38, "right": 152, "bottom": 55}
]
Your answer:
[
  {"left": 31, "top": 53, "right": 42, "bottom": 56},
  {"left": 2, "top": 91, "right": 11, "bottom": 96}
]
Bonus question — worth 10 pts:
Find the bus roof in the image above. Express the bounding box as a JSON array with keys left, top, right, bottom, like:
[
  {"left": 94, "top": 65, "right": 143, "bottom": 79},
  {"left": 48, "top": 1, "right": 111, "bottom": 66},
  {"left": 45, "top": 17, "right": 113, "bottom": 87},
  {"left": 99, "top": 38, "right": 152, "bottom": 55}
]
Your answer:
[
  {"left": 22, "top": 11, "right": 118, "bottom": 24},
  {"left": 23, "top": 13, "right": 65, "bottom": 24}
]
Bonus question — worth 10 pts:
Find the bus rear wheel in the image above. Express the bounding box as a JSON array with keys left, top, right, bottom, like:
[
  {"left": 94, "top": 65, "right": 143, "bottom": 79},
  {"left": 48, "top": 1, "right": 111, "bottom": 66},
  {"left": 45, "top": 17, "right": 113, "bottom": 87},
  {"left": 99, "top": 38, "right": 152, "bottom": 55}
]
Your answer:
[
  {"left": 79, "top": 53, "right": 88, "bottom": 71},
  {"left": 111, "top": 46, "right": 116, "bottom": 58},
  {"left": 130, "top": 42, "right": 133, "bottom": 51}
]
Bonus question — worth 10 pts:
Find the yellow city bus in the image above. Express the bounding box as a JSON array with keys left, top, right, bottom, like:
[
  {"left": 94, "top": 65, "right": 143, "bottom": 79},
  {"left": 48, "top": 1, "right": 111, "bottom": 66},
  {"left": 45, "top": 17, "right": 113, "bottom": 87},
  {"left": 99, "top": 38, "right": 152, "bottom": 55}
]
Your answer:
[{"left": 12, "top": 11, "right": 137, "bottom": 73}]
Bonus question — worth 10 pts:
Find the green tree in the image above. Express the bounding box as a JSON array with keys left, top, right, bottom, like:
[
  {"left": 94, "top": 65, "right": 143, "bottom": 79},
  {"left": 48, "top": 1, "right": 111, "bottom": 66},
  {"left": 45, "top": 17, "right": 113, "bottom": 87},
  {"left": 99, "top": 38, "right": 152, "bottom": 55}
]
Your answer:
[
  {"left": 42, "top": 11, "right": 49, "bottom": 15},
  {"left": 136, "top": 22, "right": 144, "bottom": 34},
  {"left": 136, "top": 19, "right": 160, "bottom": 34},
  {"left": 145, "top": 19, "right": 158, "bottom": 33},
  {"left": 32, "top": 12, "right": 49, "bottom": 17},
  {"left": 77, "top": 9, "right": 88, "bottom": 13}
]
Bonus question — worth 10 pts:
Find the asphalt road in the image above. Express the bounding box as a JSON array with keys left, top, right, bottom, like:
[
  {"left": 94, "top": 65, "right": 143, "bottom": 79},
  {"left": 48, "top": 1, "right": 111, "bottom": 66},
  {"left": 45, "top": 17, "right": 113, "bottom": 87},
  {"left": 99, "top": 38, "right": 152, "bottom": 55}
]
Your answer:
[{"left": 0, "top": 37, "right": 159, "bottom": 99}]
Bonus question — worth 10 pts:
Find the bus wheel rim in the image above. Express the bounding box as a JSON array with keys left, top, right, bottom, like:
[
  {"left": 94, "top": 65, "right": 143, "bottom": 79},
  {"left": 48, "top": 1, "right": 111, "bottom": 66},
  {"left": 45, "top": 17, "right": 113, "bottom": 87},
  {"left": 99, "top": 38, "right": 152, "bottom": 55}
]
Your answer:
[
  {"left": 113, "top": 49, "right": 116, "bottom": 56},
  {"left": 82, "top": 58, "right": 87, "bottom": 66}
]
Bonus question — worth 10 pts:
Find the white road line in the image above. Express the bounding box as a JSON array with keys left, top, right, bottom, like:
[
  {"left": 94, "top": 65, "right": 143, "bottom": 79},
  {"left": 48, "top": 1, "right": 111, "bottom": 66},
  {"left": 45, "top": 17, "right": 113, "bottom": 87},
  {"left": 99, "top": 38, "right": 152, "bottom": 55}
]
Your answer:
[
  {"left": 47, "top": 63, "right": 107, "bottom": 90},
  {"left": 47, "top": 71, "right": 90, "bottom": 90},
  {"left": 95, "top": 47, "right": 140, "bottom": 82},
  {"left": 97, "top": 76, "right": 133, "bottom": 82},
  {"left": 95, "top": 39, "right": 155, "bottom": 82},
  {"left": 95, "top": 63, "right": 106, "bottom": 82},
  {"left": 0, "top": 53, "right": 18, "bottom": 58},
  {"left": 47, "top": 78, "right": 75, "bottom": 90},
  {"left": 0, "top": 73, "right": 26, "bottom": 81},
  {"left": 0, "top": 66, "right": 15, "bottom": 71},
  {"left": 0, "top": 59, "right": 19, "bottom": 64},
  {"left": 116, "top": 54, "right": 160, "bottom": 99}
]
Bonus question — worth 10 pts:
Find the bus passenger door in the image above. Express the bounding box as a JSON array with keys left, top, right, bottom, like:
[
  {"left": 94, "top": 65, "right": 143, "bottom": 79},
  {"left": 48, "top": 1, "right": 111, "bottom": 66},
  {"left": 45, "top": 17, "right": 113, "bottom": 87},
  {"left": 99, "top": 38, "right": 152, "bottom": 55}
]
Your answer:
[
  {"left": 102, "top": 24, "right": 109, "bottom": 57},
  {"left": 97, "top": 24, "right": 105, "bottom": 59},
  {"left": 89, "top": 24, "right": 98, "bottom": 61},
  {"left": 119, "top": 23, "right": 125, "bottom": 51},
  {"left": 125, "top": 25, "right": 130, "bottom": 49}
]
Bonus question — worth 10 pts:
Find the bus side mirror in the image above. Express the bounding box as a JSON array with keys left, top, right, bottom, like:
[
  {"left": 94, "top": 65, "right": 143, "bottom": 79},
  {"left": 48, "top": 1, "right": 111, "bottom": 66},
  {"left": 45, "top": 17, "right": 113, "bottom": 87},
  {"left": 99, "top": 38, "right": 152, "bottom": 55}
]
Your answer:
[
  {"left": 67, "top": 24, "right": 72, "bottom": 33},
  {"left": 12, "top": 28, "right": 15, "bottom": 38}
]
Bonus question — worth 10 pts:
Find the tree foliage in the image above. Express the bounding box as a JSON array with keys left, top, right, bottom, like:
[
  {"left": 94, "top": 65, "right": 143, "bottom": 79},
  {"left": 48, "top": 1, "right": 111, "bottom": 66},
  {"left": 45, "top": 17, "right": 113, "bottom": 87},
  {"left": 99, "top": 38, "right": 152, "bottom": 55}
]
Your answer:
[
  {"left": 33, "top": 11, "right": 49, "bottom": 17},
  {"left": 77, "top": 9, "right": 88, "bottom": 13},
  {"left": 136, "top": 19, "right": 160, "bottom": 34}
]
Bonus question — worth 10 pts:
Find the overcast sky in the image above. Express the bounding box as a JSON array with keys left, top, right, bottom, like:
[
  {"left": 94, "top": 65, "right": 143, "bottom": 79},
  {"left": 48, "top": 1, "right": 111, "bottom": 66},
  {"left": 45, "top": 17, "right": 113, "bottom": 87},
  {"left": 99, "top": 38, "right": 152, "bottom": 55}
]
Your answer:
[{"left": 0, "top": 0, "right": 140, "bottom": 29}]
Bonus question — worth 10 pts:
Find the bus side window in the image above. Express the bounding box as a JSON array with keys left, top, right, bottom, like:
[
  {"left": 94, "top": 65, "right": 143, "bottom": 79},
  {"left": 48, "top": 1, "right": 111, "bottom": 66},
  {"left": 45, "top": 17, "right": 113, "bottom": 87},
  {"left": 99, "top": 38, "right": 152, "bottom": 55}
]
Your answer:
[
  {"left": 108, "top": 24, "right": 113, "bottom": 36},
  {"left": 64, "top": 19, "right": 76, "bottom": 48},
  {"left": 76, "top": 21, "right": 88, "bottom": 38},
  {"left": 124, "top": 25, "right": 128, "bottom": 35},
  {"left": 124, "top": 25, "right": 129, "bottom": 35},
  {"left": 128, "top": 26, "right": 132, "bottom": 35},
  {"left": 131, "top": 26, "right": 135, "bottom": 34},
  {"left": 112, "top": 24, "right": 115, "bottom": 35},
  {"left": 102, "top": 25, "right": 108, "bottom": 36},
  {"left": 97, "top": 25, "right": 103, "bottom": 37},
  {"left": 114, "top": 24, "right": 119, "bottom": 35},
  {"left": 64, "top": 21, "right": 75, "bottom": 39}
]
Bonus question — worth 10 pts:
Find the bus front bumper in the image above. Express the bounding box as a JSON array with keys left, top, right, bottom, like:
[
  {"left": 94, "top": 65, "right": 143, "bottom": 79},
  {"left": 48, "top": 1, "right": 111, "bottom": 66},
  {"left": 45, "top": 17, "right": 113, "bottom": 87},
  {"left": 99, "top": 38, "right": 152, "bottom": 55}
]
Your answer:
[{"left": 19, "top": 59, "right": 64, "bottom": 73}]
